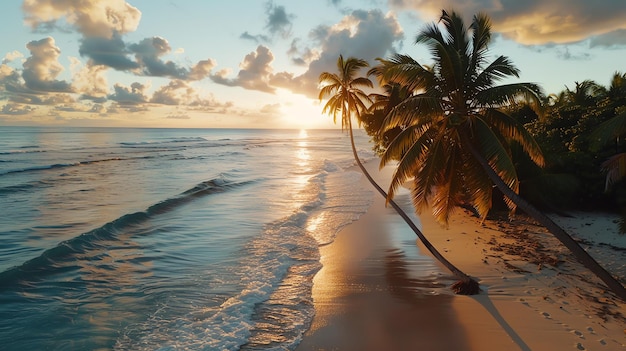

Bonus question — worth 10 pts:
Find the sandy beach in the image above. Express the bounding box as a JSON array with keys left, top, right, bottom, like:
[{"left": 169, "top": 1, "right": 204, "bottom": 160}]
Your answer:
[{"left": 297, "top": 160, "right": 625, "bottom": 351}]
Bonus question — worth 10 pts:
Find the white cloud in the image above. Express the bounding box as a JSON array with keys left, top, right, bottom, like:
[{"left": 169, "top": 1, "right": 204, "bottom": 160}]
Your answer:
[
  {"left": 23, "top": 0, "right": 141, "bottom": 38},
  {"left": 70, "top": 57, "right": 109, "bottom": 100},
  {"left": 22, "top": 37, "right": 72, "bottom": 93},
  {"left": 2, "top": 51, "right": 24, "bottom": 64}
]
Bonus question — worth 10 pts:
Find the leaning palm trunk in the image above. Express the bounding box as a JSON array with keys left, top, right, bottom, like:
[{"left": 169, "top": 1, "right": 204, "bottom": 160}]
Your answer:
[
  {"left": 347, "top": 117, "right": 480, "bottom": 294},
  {"left": 461, "top": 131, "right": 626, "bottom": 301}
]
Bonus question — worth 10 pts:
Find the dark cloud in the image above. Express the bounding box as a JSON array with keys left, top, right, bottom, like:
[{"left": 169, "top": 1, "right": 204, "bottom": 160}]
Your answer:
[
  {"left": 79, "top": 34, "right": 139, "bottom": 70},
  {"left": 556, "top": 47, "right": 592, "bottom": 61},
  {"left": 108, "top": 82, "right": 148, "bottom": 105},
  {"left": 287, "top": 39, "right": 319, "bottom": 66},
  {"left": 210, "top": 45, "right": 278, "bottom": 93},
  {"left": 79, "top": 35, "right": 215, "bottom": 80},
  {"left": 240, "top": 1, "right": 295, "bottom": 43},
  {"left": 390, "top": 0, "right": 626, "bottom": 46},
  {"left": 24, "top": 1, "right": 214, "bottom": 82},
  {"left": 265, "top": 2, "right": 294, "bottom": 39},
  {"left": 0, "top": 103, "right": 36, "bottom": 115},
  {"left": 240, "top": 31, "right": 271, "bottom": 43},
  {"left": 590, "top": 29, "right": 626, "bottom": 48},
  {"left": 89, "top": 103, "right": 106, "bottom": 114},
  {"left": 129, "top": 37, "right": 190, "bottom": 78},
  {"left": 8, "top": 92, "right": 74, "bottom": 106},
  {"left": 166, "top": 112, "right": 190, "bottom": 120}
]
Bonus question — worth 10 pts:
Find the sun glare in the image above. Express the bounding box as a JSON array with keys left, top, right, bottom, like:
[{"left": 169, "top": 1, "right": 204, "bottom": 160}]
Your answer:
[{"left": 277, "top": 89, "right": 337, "bottom": 130}]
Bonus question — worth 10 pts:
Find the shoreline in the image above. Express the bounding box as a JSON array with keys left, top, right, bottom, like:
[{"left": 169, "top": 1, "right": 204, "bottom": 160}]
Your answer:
[
  {"left": 296, "top": 164, "right": 468, "bottom": 350},
  {"left": 297, "top": 160, "right": 625, "bottom": 350}
]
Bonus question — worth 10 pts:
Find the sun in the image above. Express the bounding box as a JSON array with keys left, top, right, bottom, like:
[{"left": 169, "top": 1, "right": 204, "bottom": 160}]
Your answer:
[{"left": 277, "top": 89, "right": 339, "bottom": 129}]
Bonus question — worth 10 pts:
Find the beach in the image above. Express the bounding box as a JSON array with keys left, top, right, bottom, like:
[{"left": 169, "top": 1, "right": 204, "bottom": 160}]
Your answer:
[
  {"left": 297, "top": 160, "right": 626, "bottom": 351},
  {"left": 1, "top": 127, "right": 624, "bottom": 350}
]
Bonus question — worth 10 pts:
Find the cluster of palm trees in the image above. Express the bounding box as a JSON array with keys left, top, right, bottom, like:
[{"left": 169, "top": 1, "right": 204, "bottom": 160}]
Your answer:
[
  {"left": 318, "top": 10, "right": 626, "bottom": 300},
  {"left": 519, "top": 73, "right": 626, "bottom": 214}
]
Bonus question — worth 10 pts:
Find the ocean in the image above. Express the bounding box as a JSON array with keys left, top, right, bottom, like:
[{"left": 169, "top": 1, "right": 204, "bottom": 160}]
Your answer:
[{"left": 0, "top": 127, "right": 433, "bottom": 350}]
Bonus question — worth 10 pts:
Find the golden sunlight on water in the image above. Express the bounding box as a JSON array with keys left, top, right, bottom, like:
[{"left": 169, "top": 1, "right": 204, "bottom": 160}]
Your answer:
[{"left": 288, "top": 129, "right": 313, "bottom": 210}]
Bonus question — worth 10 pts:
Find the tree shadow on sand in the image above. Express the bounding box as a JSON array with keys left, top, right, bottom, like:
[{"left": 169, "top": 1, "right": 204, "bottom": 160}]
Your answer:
[{"left": 383, "top": 248, "right": 531, "bottom": 351}]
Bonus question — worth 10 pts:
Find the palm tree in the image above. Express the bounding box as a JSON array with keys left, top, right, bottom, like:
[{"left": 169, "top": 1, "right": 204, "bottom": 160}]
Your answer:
[
  {"left": 591, "top": 77, "right": 626, "bottom": 233},
  {"left": 360, "top": 81, "right": 408, "bottom": 155},
  {"left": 319, "top": 55, "right": 480, "bottom": 294},
  {"left": 377, "top": 10, "right": 626, "bottom": 300},
  {"left": 591, "top": 106, "right": 626, "bottom": 191}
]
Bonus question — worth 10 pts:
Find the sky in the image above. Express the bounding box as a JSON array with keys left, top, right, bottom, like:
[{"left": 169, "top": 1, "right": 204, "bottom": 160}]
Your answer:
[{"left": 1, "top": 0, "right": 626, "bottom": 129}]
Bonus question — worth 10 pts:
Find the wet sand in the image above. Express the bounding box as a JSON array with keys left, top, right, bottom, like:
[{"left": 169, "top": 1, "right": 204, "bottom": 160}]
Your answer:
[{"left": 296, "top": 161, "right": 625, "bottom": 351}]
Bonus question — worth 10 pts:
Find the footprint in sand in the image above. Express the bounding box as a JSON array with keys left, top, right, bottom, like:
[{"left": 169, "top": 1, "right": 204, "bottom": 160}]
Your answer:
[
  {"left": 575, "top": 342, "right": 586, "bottom": 350},
  {"left": 571, "top": 330, "right": 585, "bottom": 339},
  {"left": 541, "top": 311, "right": 551, "bottom": 319}
]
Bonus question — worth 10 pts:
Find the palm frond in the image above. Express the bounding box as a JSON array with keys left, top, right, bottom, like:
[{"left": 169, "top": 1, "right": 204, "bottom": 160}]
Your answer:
[
  {"left": 318, "top": 83, "right": 339, "bottom": 101},
  {"left": 470, "top": 12, "right": 491, "bottom": 70},
  {"left": 351, "top": 76, "right": 374, "bottom": 89},
  {"left": 474, "top": 55, "right": 520, "bottom": 89},
  {"left": 377, "top": 54, "right": 433, "bottom": 92},
  {"left": 380, "top": 123, "right": 429, "bottom": 166},
  {"left": 476, "top": 83, "right": 543, "bottom": 115},
  {"left": 411, "top": 131, "right": 448, "bottom": 217},
  {"left": 318, "top": 72, "right": 341, "bottom": 86},
  {"left": 383, "top": 95, "right": 441, "bottom": 130},
  {"left": 461, "top": 149, "right": 493, "bottom": 219},
  {"left": 443, "top": 10, "right": 470, "bottom": 55},
  {"left": 483, "top": 109, "right": 545, "bottom": 167},
  {"left": 590, "top": 110, "right": 626, "bottom": 150},
  {"left": 321, "top": 95, "right": 341, "bottom": 123},
  {"left": 385, "top": 127, "right": 436, "bottom": 201},
  {"left": 471, "top": 117, "right": 520, "bottom": 207},
  {"left": 601, "top": 153, "right": 626, "bottom": 191},
  {"left": 431, "top": 142, "right": 465, "bottom": 224}
]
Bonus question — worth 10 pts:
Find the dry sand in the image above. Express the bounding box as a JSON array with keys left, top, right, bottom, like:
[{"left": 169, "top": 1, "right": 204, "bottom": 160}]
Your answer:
[{"left": 296, "top": 161, "right": 625, "bottom": 351}]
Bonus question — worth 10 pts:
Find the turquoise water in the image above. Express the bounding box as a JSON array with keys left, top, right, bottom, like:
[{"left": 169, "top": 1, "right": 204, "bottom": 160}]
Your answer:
[{"left": 0, "top": 127, "right": 440, "bottom": 350}]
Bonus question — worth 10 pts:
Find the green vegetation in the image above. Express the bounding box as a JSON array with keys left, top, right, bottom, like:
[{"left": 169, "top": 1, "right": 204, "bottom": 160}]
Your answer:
[
  {"left": 323, "top": 10, "right": 626, "bottom": 299},
  {"left": 362, "top": 39, "right": 626, "bottom": 224}
]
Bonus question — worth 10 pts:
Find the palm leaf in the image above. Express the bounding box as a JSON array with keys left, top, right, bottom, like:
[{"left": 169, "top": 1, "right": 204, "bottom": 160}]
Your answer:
[
  {"left": 431, "top": 141, "right": 466, "bottom": 224},
  {"left": 383, "top": 95, "right": 441, "bottom": 130},
  {"left": 469, "top": 12, "right": 491, "bottom": 71},
  {"left": 386, "top": 126, "right": 436, "bottom": 201},
  {"left": 461, "top": 148, "right": 493, "bottom": 219},
  {"left": 590, "top": 110, "right": 626, "bottom": 150},
  {"left": 471, "top": 117, "right": 520, "bottom": 209},
  {"left": 483, "top": 109, "right": 545, "bottom": 167},
  {"left": 474, "top": 55, "right": 520, "bottom": 89},
  {"left": 601, "top": 153, "right": 626, "bottom": 191}
]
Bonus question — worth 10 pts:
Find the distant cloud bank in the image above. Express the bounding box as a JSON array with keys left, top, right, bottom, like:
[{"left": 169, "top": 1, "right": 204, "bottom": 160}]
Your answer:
[{"left": 391, "top": 0, "right": 626, "bottom": 46}]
